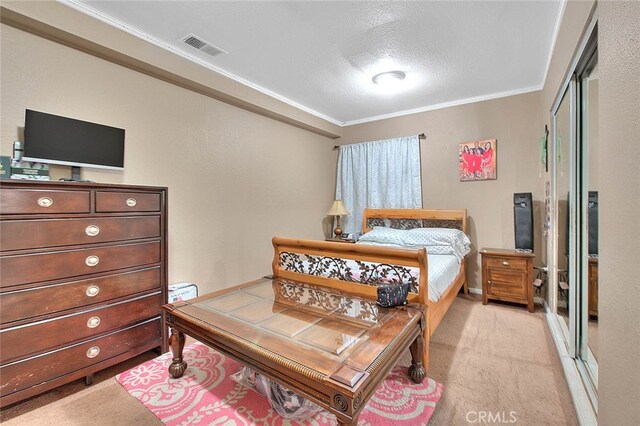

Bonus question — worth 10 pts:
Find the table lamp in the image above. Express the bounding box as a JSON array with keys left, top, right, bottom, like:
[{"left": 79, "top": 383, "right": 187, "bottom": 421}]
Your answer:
[{"left": 327, "top": 200, "right": 349, "bottom": 238}]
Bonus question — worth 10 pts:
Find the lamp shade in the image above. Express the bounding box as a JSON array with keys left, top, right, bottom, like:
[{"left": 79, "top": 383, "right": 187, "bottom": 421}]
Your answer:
[{"left": 326, "top": 200, "right": 349, "bottom": 216}]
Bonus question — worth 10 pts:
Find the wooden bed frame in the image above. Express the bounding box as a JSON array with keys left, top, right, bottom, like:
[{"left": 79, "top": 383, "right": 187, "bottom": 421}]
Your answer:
[
  {"left": 272, "top": 208, "right": 468, "bottom": 373},
  {"left": 362, "top": 208, "right": 469, "bottom": 334}
]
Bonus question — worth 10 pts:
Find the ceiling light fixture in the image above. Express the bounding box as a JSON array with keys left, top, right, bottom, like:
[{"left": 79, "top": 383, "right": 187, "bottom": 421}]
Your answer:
[{"left": 372, "top": 71, "right": 406, "bottom": 86}]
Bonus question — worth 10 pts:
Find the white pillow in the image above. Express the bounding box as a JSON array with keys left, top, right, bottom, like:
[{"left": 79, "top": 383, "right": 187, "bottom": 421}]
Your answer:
[
  {"left": 358, "top": 226, "right": 471, "bottom": 262},
  {"left": 357, "top": 227, "right": 410, "bottom": 246},
  {"left": 405, "top": 228, "right": 471, "bottom": 262},
  {"left": 406, "top": 227, "right": 469, "bottom": 246}
]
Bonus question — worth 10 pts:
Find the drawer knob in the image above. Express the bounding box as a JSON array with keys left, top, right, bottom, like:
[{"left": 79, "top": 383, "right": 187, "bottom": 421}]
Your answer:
[
  {"left": 85, "top": 255, "right": 100, "bottom": 267},
  {"left": 37, "top": 197, "right": 54, "bottom": 207},
  {"left": 85, "top": 225, "right": 100, "bottom": 237},
  {"left": 87, "top": 316, "right": 101, "bottom": 328},
  {"left": 86, "top": 285, "right": 100, "bottom": 297},
  {"left": 502, "top": 261, "right": 510, "bottom": 266},
  {"left": 126, "top": 198, "right": 137, "bottom": 207},
  {"left": 86, "top": 346, "right": 100, "bottom": 359}
]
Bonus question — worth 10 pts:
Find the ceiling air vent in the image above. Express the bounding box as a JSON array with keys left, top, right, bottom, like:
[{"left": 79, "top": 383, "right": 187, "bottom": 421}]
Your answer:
[{"left": 181, "top": 33, "right": 226, "bottom": 58}]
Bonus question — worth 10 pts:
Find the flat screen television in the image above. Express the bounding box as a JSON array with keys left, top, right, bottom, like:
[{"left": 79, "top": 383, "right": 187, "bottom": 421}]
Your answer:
[{"left": 23, "top": 109, "right": 125, "bottom": 180}]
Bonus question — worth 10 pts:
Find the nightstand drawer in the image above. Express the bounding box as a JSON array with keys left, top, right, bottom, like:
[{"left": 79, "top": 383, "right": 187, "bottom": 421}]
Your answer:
[
  {"left": 485, "top": 257, "right": 527, "bottom": 271},
  {"left": 487, "top": 269, "right": 526, "bottom": 288},
  {"left": 487, "top": 270, "right": 527, "bottom": 300}
]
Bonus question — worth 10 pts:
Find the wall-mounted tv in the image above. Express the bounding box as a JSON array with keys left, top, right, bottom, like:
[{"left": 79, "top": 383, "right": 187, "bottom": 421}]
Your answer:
[{"left": 23, "top": 109, "right": 125, "bottom": 180}]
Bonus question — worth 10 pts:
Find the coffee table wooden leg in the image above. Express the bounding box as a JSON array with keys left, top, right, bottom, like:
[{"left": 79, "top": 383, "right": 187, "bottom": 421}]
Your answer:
[
  {"left": 168, "top": 328, "right": 187, "bottom": 379},
  {"left": 408, "top": 333, "right": 426, "bottom": 384}
]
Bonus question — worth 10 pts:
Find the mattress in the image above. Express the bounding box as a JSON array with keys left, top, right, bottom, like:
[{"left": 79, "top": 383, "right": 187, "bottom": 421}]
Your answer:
[
  {"left": 291, "top": 248, "right": 460, "bottom": 303},
  {"left": 355, "top": 240, "right": 462, "bottom": 302},
  {"left": 426, "top": 254, "right": 460, "bottom": 302}
]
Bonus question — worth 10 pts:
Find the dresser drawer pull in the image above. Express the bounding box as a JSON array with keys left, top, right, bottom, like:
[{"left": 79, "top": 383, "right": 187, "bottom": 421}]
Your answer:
[
  {"left": 86, "top": 285, "right": 100, "bottom": 297},
  {"left": 86, "top": 346, "right": 100, "bottom": 358},
  {"left": 126, "top": 198, "right": 137, "bottom": 207},
  {"left": 85, "top": 225, "right": 100, "bottom": 236},
  {"left": 85, "top": 255, "right": 100, "bottom": 267},
  {"left": 37, "top": 197, "right": 54, "bottom": 207},
  {"left": 87, "top": 316, "right": 101, "bottom": 328},
  {"left": 502, "top": 261, "right": 510, "bottom": 266}
]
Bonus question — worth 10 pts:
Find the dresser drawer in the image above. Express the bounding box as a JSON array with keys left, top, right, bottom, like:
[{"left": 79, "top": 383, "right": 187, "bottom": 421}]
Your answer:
[
  {"left": 0, "top": 268, "right": 161, "bottom": 324},
  {"left": 485, "top": 257, "right": 527, "bottom": 271},
  {"left": 0, "top": 293, "right": 162, "bottom": 363},
  {"left": 95, "top": 191, "right": 160, "bottom": 212},
  {"left": 1, "top": 216, "right": 161, "bottom": 252},
  {"left": 0, "top": 189, "right": 90, "bottom": 215},
  {"left": 0, "top": 242, "right": 160, "bottom": 288},
  {"left": 0, "top": 318, "right": 161, "bottom": 398}
]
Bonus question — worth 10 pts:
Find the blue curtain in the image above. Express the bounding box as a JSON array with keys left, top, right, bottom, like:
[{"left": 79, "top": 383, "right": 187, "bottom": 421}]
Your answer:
[{"left": 336, "top": 135, "right": 422, "bottom": 234}]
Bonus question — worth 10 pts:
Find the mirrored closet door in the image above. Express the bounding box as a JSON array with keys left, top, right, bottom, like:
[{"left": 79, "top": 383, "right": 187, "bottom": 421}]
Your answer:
[
  {"left": 579, "top": 52, "right": 598, "bottom": 390},
  {"left": 550, "top": 21, "right": 598, "bottom": 408},
  {"left": 553, "top": 81, "right": 575, "bottom": 350}
]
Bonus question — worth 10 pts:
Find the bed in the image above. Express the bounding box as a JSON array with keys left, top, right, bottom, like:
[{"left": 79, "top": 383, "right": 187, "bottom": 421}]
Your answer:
[{"left": 271, "top": 208, "right": 469, "bottom": 372}]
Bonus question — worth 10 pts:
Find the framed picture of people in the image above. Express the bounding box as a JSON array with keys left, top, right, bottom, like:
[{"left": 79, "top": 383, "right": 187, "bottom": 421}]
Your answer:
[{"left": 459, "top": 139, "right": 497, "bottom": 181}]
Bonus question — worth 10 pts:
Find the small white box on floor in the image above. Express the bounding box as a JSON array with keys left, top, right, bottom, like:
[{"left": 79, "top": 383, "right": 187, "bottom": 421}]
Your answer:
[{"left": 168, "top": 282, "right": 198, "bottom": 303}]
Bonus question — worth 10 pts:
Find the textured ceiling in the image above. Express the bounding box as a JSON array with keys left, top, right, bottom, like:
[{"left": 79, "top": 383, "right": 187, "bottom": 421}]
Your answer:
[{"left": 75, "top": 0, "right": 562, "bottom": 125}]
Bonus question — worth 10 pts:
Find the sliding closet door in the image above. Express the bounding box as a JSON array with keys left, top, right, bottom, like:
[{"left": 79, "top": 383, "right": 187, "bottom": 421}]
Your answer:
[
  {"left": 579, "top": 51, "right": 599, "bottom": 395},
  {"left": 552, "top": 80, "right": 577, "bottom": 353},
  {"left": 550, "top": 21, "right": 599, "bottom": 409}
]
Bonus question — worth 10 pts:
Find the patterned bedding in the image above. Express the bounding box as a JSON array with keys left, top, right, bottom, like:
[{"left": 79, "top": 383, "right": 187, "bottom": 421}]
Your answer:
[{"left": 278, "top": 250, "right": 460, "bottom": 303}]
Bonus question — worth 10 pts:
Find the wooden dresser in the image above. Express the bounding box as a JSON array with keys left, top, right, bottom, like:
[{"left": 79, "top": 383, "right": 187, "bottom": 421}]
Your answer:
[
  {"left": 481, "top": 248, "right": 535, "bottom": 312},
  {"left": 0, "top": 180, "right": 167, "bottom": 407}
]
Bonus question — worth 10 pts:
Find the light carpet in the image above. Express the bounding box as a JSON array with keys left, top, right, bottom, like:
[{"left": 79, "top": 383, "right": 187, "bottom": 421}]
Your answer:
[
  {"left": 116, "top": 341, "right": 443, "bottom": 425},
  {"left": 0, "top": 294, "right": 578, "bottom": 425}
]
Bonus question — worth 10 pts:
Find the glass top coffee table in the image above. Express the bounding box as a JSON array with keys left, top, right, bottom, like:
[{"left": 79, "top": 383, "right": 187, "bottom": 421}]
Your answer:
[{"left": 163, "top": 277, "right": 426, "bottom": 425}]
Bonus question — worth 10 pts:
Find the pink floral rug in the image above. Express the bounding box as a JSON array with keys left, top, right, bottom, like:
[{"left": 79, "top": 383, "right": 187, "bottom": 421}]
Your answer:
[{"left": 116, "top": 342, "right": 443, "bottom": 425}]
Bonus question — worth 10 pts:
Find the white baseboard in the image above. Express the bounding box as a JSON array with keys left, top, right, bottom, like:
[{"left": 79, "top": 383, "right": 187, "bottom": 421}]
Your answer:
[
  {"left": 467, "top": 287, "right": 545, "bottom": 305},
  {"left": 543, "top": 301, "right": 597, "bottom": 425}
]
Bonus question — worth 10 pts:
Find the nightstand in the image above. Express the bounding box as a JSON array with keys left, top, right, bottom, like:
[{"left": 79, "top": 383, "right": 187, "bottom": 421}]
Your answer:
[
  {"left": 481, "top": 248, "right": 535, "bottom": 312},
  {"left": 324, "top": 238, "right": 356, "bottom": 243}
]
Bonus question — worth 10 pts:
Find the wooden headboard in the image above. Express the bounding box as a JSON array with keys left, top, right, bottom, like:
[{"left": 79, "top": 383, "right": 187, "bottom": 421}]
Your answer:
[{"left": 362, "top": 209, "right": 467, "bottom": 234}]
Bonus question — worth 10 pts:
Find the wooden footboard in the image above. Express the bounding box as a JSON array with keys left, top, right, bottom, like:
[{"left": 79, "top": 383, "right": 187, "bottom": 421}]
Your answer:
[
  {"left": 363, "top": 208, "right": 469, "bottom": 339},
  {"left": 271, "top": 209, "right": 469, "bottom": 373},
  {"left": 272, "top": 237, "right": 431, "bottom": 369}
]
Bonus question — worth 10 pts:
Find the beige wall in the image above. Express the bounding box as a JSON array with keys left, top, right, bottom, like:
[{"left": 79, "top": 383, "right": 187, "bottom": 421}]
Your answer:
[
  {"left": 538, "top": 0, "right": 640, "bottom": 423},
  {"left": 598, "top": 1, "right": 640, "bottom": 424},
  {"left": 3, "top": 2, "right": 639, "bottom": 422},
  {"left": 0, "top": 24, "right": 335, "bottom": 294},
  {"left": 540, "top": 0, "right": 596, "bottom": 115},
  {"left": 341, "top": 92, "right": 543, "bottom": 290}
]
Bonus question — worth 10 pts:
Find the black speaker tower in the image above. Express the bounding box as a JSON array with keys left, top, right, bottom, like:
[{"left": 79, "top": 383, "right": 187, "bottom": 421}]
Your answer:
[{"left": 514, "top": 193, "right": 534, "bottom": 252}]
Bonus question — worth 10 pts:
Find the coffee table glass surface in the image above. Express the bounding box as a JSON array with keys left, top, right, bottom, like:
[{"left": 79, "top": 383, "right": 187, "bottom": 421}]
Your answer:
[{"left": 163, "top": 277, "right": 426, "bottom": 425}]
